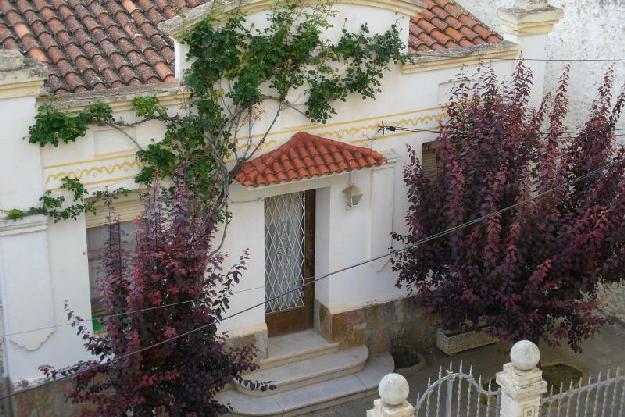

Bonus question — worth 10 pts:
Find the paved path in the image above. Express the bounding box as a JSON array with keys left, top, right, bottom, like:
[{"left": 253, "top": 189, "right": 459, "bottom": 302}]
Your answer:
[{"left": 305, "top": 323, "right": 625, "bottom": 416}]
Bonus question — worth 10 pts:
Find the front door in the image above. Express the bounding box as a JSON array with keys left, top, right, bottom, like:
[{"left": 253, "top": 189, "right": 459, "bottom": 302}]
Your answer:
[{"left": 264, "top": 190, "right": 315, "bottom": 336}]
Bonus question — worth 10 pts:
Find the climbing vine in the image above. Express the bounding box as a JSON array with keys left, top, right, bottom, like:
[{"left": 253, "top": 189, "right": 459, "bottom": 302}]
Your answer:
[
  {"left": 4, "top": 176, "right": 129, "bottom": 223},
  {"left": 16, "top": 2, "right": 406, "bottom": 220}
]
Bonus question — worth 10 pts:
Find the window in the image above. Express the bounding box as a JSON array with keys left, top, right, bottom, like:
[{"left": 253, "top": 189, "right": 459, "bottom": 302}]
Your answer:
[
  {"left": 421, "top": 141, "right": 440, "bottom": 181},
  {"left": 86, "top": 221, "right": 138, "bottom": 331}
]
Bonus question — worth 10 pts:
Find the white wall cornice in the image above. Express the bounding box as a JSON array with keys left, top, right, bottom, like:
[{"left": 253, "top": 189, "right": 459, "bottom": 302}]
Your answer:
[
  {"left": 0, "top": 215, "right": 48, "bottom": 237},
  {"left": 160, "top": 0, "right": 421, "bottom": 41}
]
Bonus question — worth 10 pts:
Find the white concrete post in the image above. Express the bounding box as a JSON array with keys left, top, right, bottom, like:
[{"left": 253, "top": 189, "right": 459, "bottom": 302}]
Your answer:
[
  {"left": 367, "top": 373, "right": 415, "bottom": 417},
  {"left": 496, "top": 340, "right": 547, "bottom": 417},
  {"left": 0, "top": 50, "right": 94, "bottom": 384},
  {"left": 497, "top": 0, "right": 563, "bottom": 107}
]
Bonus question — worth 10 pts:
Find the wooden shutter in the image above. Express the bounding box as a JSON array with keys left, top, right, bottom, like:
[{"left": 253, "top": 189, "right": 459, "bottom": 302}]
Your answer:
[{"left": 421, "top": 140, "right": 440, "bottom": 181}]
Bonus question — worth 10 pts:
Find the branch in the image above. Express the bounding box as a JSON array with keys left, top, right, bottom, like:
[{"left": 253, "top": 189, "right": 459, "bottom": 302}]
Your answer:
[{"left": 265, "top": 95, "right": 307, "bottom": 116}]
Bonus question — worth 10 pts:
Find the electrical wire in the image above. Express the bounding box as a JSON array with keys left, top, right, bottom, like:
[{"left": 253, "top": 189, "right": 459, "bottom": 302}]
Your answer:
[
  {"left": 378, "top": 124, "right": 625, "bottom": 137},
  {"left": 3, "top": 143, "right": 625, "bottom": 403},
  {"left": 413, "top": 53, "right": 625, "bottom": 63},
  {"left": 3, "top": 123, "right": 623, "bottom": 338}
]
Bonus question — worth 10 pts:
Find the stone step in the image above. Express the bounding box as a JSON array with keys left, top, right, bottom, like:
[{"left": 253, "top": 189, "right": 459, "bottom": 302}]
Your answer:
[
  {"left": 219, "top": 353, "right": 394, "bottom": 417},
  {"left": 237, "top": 346, "right": 369, "bottom": 396},
  {"left": 260, "top": 329, "right": 340, "bottom": 370}
]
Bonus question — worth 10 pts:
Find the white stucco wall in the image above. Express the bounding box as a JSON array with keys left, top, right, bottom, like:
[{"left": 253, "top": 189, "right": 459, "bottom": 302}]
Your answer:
[
  {"left": 459, "top": 0, "right": 625, "bottom": 130},
  {"left": 0, "top": 0, "right": 556, "bottom": 385}
]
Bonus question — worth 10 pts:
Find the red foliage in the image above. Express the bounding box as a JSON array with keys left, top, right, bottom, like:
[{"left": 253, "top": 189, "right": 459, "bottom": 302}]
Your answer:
[
  {"left": 41, "top": 176, "right": 265, "bottom": 416},
  {"left": 392, "top": 63, "right": 625, "bottom": 351}
]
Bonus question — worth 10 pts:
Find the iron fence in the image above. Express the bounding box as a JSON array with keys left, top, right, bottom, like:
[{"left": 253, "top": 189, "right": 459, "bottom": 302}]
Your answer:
[
  {"left": 540, "top": 368, "right": 625, "bottom": 417},
  {"left": 414, "top": 363, "right": 501, "bottom": 417}
]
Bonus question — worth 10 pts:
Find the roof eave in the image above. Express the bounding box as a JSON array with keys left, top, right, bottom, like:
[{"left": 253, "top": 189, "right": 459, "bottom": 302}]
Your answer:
[
  {"left": 401, "top": 40, "right": 519, "bottom": 74},
  {"left": 37, "top": 82, "right": 191, "bottom": 113}
]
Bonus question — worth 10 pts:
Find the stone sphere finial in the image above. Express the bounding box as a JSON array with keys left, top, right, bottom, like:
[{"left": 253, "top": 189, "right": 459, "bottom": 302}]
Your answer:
[
  {"left": 379, "top": 373, "right": 409, "bottom": 406},
  {"left": 510, "top": 340, "right": 541, "bottom": 371}
]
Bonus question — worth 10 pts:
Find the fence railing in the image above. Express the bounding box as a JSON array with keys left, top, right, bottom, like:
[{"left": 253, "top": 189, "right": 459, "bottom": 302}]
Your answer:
[
  {"left": 540, "top": 368, "right": 625, "bottom": 417},
  {"left": 412, "top": 363, "right": 501, "bottom": 417},
  {"left": 367, "top": 341, "right": 624, "bottom": 417}
]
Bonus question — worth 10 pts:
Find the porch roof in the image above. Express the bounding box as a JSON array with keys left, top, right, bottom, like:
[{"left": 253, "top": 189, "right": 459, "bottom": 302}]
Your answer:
[{"left": 235, "top": 132, "right": 385, "bottom": 188}]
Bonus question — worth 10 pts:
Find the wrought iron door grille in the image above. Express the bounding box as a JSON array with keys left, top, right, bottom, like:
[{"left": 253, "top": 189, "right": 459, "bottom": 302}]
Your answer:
[{"left": 264, "top": 192, "right": 306, "bottom": 313}]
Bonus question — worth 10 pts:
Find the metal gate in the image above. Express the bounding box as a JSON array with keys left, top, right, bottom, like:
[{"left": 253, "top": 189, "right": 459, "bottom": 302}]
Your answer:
[
  {"left": 415, "top": 363, "right": 501, "bottom": 417},
  {"left": 264, "top": 192, "right": 306, "bottom": 313},
  {"left": 539, "top": 368, "right": 625, "bottom": 417},
  {"left": 414, "top": 364, "right": 625, "bottom": 417}
]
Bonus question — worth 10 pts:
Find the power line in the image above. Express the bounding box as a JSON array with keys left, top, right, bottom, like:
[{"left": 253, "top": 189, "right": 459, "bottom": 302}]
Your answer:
[
  {"left": 414, "top": 53, "right": 625, "bottom": 63},
  {"left": 379, "top": 124, "right": 625, "bottom": 137},
  {"left": 1, "top": 283, "right": 267, "bottom": 339},
  {"left": 4, "top": 143, "right": 624, "bottom": 403},
  {"left": 3, "top": 122, "right": 622, "bottom": 339}
]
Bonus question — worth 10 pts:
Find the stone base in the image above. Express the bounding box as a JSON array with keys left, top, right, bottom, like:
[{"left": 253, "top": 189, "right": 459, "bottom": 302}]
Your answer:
[
  {"left": 10, "top": 378, "right": 83, "bottom": 417},
  {"left": 315, "top": 298, "right": 440, "bottom": 355},
  {"left": 227, "top": 326, "right": 269, "bottom": 362},
  {"left": 435, "top": 327, "right": 497, "bottom": 355}
]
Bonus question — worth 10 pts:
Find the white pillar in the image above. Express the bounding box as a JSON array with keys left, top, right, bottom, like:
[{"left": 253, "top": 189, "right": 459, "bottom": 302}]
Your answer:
[
  {"left": 0, "top": 50, "right": 58, "bottom": 383},
  {"left": 0, "top": 50, "right": 93, "bottom": 383},
  {"left": 496, "top": 340, "right": 548, "bottom": 417},
  {"left": 367, "top": 373, "right": 415, "bottom": 417},
  {"left": 498, "top": 0, "right": 563, "bottom": 106}
]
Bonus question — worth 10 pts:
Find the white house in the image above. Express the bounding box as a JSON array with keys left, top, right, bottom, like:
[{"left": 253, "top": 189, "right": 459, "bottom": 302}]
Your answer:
[{"left": 0, "top": 0, "right": 562, "bottom": 415}]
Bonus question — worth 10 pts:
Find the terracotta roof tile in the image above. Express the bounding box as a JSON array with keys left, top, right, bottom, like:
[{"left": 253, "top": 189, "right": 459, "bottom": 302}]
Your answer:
[
  {"left": 235, "top": 132, "right": 385, "bottom": 187},
  {"left": 0, "top": 0, "right": 205, "bottom": 95},
  {"left": 1, "top": 0, "right": 501, "bottom": 95},
  {"left": 409, "top": 0, "right": 502, "bottom": 53}
]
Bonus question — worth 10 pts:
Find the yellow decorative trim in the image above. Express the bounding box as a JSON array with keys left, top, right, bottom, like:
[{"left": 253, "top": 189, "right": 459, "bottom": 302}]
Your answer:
[
  {"left": 245, "top": 105, "right": 443, "bottom": 141},
  {"left": 0, "top": 80, "right": 44, "bottom": 99},
  {"left": 161, "top": 0, "right": 420, "bottom": 40},
  {"left": 43, "top": 151, "right": 136, "bottom": 170},
  {"left": 497, "top": 7, "right": 564, "bottom": 36},
  {"left": 402, "top": 45, "right": 520, "bottom": 74},
  {"left": 43, "top": 107, "right": 445, "bottom": 188},
  {"left": 45, "top": 160, "right": 140, "bottom": 185}
]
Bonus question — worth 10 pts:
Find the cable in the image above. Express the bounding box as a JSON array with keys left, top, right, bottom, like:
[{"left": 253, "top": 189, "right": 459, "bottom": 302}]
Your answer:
[
  {"left": 379, "top": 124, "right": 625, "bottom": 137},
  {"left": 4, "top": 144, "right": 624, "bottom": 403},
  {"left": 3, "top": 122, "right": 623, "bottom": 339},
  {"left": 414, "top": 53, "right": 625, "bottom": 63},
  {"left": 1, "top": 283, "right": 267, "bottom": 339}
]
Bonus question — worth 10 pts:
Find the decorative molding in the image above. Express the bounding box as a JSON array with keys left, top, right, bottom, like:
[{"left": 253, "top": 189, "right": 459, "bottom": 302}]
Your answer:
[
  {"left": 402, "top": 42, "right": 520, "bottom": 74},
  {"left": 38, "top": 83, "right": 190, "bottom": 113},
  {"left": 0, "top": 79, "right": 45, "bottom": 100},
  {"left": 0, "top": 49, "right": 47, "bottom": 99},
  {"left": 85, "top": 194, "right": 144, "bottom": 228},
  {"left": 160, "top": 0, "right": 421, "bottom": 40},
  {"left": 43, "top": 151, "right": 136, "bottom": 170},
  {"left": 43, "top": 107, "right": 445, "bottom": 190},
  {"left": 497, "top": 6, "right": 564, "bottom": 36},
  {"left": 0, "top": 215, "right": 48, "bottom": 237},
  {"left": 44, "top": 159, "right": 141, "bottom": 186},
  {"left": 9, "top": 328, "right": 55, "bottom": 352}
]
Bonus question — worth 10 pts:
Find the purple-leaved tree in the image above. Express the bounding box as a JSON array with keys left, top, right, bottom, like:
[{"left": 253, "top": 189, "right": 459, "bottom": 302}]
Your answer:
[
  {"left": 392, "top": 63, "right": 625, "bottom": 351},
  {"left": 41, "top": 175, "right": 266, "bottom": 416}
]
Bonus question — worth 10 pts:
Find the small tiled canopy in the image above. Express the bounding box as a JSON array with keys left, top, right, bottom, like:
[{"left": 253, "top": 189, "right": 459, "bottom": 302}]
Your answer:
[{"left": 235, "top": 132, "right": 385, "bottom": 187}]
